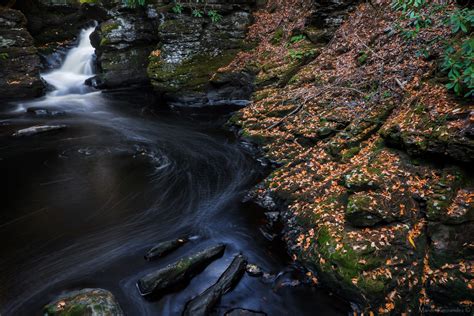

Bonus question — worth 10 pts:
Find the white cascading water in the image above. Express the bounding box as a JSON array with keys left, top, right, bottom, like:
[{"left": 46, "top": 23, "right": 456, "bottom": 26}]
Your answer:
[{"left": 42, "top": 27, "right": 96, "bottom": 96}]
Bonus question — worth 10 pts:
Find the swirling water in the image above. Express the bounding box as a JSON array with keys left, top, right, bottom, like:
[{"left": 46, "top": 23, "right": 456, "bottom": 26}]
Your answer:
[{"left": 0, "top": 28, "right": 349, "bottom": 315}]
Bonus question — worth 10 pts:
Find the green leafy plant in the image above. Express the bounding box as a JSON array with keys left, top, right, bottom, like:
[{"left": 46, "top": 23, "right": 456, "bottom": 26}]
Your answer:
[
  {"left": 207, "top": 10, "right": 222, "bottom": 23},
  {"left": 0, "top": 52, "right": 9, "bottom": 60},
  {"left": 441, "top": 38, "right": 473, "bottom": 97},
  {"left": 172, "top": 3, "right": 184, "bottom": 14},
  {"left": 122, "top": 0, "right": 145, "bottom": 7},
  {"left": 289, "top": 49, "right": 317, "bottom": 61},
  {"left": 165, "top": 1, "right": 222, "bottom": 23},
  {"left": 192, "top": 9, "right": 203, "bottom": 18},
  {"left": 392, "top": 1, "right": 473, "bottom": 97},
  {"left": 289, "top": 34, "right": 306, "bottom": 44}
]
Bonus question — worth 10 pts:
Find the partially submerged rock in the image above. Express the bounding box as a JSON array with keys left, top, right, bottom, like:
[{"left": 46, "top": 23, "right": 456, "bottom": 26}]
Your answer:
[
  {"left": 183, "top": 254, "right": 247, "bottom": 316},
  {"left": 43, "top": 288, "right": 123, "bottom": 316},
  {"left": 137, "top": 244, "right": 225, "bottom": 297},
  {"left": 245, "top": 263, "right": 263, "bottom": 277},
  {"left": 144, "top": 237, "right": 188, "bottom": 261},
  {"left": 26, "top": 107, "right": 66, "bottom": 117},
  {"left": 12, "top": 125, "right": 67, "bottom": 137},
  {"left": 225, "top": 308, "right": 267, "bottom": 316}
]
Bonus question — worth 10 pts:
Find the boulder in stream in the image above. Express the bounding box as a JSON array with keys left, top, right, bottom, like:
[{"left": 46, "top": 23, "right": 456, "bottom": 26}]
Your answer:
[
  {"left": 137, "top": 243, "right": 225, "bottom": 297},
  {"left": 245, "top": 263, "right": 263, "bottom": 277},
  {"left": 183, "top": 254, "right": 247, "bottom": 316},
  {"left": 12, "top": 125, "right": 67, "bottom": 137},
  {"left": 144, "top": 237, "right": 188, "bottom": 261},
  {"left": 43, "top": 288, "right": 123, "bottom": 316}
]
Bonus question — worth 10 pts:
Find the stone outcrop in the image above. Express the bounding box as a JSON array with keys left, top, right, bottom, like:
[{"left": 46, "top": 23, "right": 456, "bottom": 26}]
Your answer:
[
  {"left": 14, "top": 0, "right": 108, "bottom": 62},
  {"left": 146, "top": 0, "right": 255, "bottom": 106},
  {"left": 43, "top": 288, "right": 124, "bottom": 316},
  {"left": 0, "top": 8, "right": 45, "bottom": 101},
  {"left": 90, "top": 4, "right": 157, "bottom": 88},
  {"left": 89, "top": 0, "right": 256, "bottom": 105}
]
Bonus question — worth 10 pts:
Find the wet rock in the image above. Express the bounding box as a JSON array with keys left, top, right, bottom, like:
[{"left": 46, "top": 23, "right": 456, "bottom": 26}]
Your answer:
[
  {"left": 12, "top": 125, "right": 67, "bottom": 137},
  {"left": 137, "top": 244, "right": 225, "bottom": 297},
  {"left": 264, "top": 211, "right": 280, "bottom": 224},
  {"left": 225, "top": 308, "right": 267, "bottom": 316},
  {"left": 183, "top": 254, "right": 247, "bottom": 316},
  {"left": 428, "top": 222, "right": 474, "bottom": 268},
  {"left": 426, "top": 221, "right": 474, "bottom": 306},
  {"left": 245, "top": 263, "right": 263, "bottom": 277},
  {"left": 382, "top": 122, "right": 474, "bottom": 163},
  {"left": 0, "top": 9, "right": 45, "bottom": 101},
  {"left": 345, "top": 193, "right": 385, "bottom": 227},
  {"left": 342, "top": 168, "right": 380, "bottom": 192},
  {"left": 91, "top": 9, "right": 158, "bottom": 88},
  {"left": 309, "top": 0, "right": 358, "bottom": 30},
  {"left": 26, "top": 107, "right": 66, "bottom": 116},
  {"left": 43, "top": 288, "right": 123, "bottom": 316},
  {"left": 147, "top": 1, "right": 256, "bottom": 105},
  {"left": 144, "top": 237, "right": 188, "bottom": 261}
]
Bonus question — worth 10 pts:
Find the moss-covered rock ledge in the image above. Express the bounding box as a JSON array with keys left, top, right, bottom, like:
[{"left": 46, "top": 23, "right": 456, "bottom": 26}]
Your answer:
[{"left": 146, "top": 1, "right": 256, "bottom": 106}]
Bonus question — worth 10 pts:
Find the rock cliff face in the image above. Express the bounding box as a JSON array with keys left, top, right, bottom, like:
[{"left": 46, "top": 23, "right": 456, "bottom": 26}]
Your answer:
[
  {"left": 90, "top": 6, "right": 157, "bottom": 88},
  {"left": 0, "top": 9, "right": 45, "bottom": 101},
  {"left": 14, "top": 0, "right": 107, "bottom": 67},
  {"left": 146, "top": 0, "right": 255, "bottom": 106},
  {"left": 90, "top": 0, "right": 256, "bottom": 106}
]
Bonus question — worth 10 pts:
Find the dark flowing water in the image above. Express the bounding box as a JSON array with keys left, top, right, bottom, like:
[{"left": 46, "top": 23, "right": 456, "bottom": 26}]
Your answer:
[{"left": 0, "top": 29, "right": 350, "bottom": 316}]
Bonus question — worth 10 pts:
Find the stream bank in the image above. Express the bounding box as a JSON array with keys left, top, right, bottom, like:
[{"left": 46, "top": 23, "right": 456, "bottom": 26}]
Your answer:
[{"left": 1, "top": 0, "right": 472, "bottom": 314}]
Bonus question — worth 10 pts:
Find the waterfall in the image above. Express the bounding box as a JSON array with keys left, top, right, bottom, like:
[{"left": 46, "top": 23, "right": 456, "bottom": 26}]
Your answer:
[{"left": 42, "top": 27, "right": 96, "bottom": 96}]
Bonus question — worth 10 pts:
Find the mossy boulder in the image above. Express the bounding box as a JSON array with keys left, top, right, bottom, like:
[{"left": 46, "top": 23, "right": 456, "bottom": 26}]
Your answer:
[
  {"left": 137, "top": 244, "right": 226, "bottom": 297},
  {"left": 43, "top": 288, "right": 123, "bottom": 316}
]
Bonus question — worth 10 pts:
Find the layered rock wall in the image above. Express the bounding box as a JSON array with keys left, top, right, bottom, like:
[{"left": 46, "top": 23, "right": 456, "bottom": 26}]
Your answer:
[{"left": 0, "top": 9, "right": 45, "bottom": 101}]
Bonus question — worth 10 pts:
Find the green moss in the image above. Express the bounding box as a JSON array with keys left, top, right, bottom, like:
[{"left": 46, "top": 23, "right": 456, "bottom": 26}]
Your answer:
[
  {"left": 414, "top": 103, "right": 426, "bottom": 115},
  {"left": 100, "top": 38, "right": 109, "bottom": 46},
  {"left": 227, "top": 113, "right": 242, "bottom": 126},
  {"left": 358, "top": 276, "right": 386, "bottom": 295},
  {"left": 357, "top": 51, "right": 369, "bottom": 65},
  {"left": 271, "top": 27, "right": 284, "bottom": 45},
  {"left": 341, "top": 146, "right": 360, "bottom": 160},
  {"left": 346, "top": 194, "right": 371, "bottom": 215},
  {"left": 148, "top": 50, "right": 239, "bottom": 92},
  {"left": 44, "top": 304, "right": 88, "bottom": 316},
  {"left": 101, "top": 22, "right": 119, "bottom": 34},
  {"left": 316, "top": 227, "right": 361, "bottom": 284},
  {"left": 64, "top": 305, "right": 88, "bottom": 316}
]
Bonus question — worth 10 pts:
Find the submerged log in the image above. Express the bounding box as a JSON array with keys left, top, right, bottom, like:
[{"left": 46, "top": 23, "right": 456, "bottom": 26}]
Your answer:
[
  {"left": 183, "top": 254, "right": 247, "bottom": 316},
  {"left": 136, "top": 244, "right": 225, "bottom": 297},
  {"left": 144, "top": 237, "right": 188, "bottom": 261}
]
